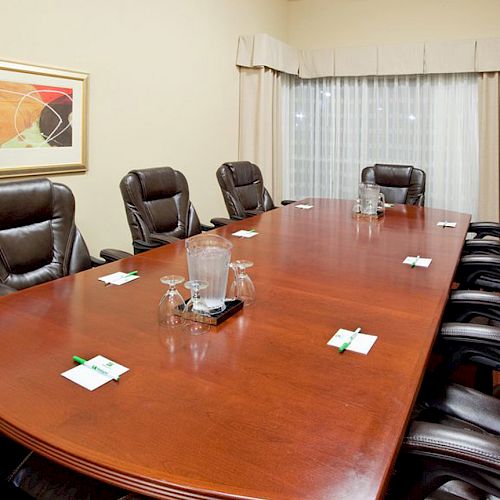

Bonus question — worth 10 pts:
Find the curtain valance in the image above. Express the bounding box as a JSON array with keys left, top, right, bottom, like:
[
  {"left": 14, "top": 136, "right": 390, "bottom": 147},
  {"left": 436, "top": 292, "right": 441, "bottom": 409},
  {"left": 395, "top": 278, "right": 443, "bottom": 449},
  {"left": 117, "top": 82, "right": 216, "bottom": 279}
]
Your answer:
[{"left": 237, "top": 34, "right": 500, "bottom": 78}]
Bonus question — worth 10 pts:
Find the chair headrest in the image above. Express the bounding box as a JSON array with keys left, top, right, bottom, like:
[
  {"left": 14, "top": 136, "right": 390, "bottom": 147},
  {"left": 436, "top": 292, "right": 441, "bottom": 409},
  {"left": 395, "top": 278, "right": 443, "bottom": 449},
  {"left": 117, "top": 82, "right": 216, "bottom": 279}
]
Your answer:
[
  {"left": 373, "top": 164, "right": 414, "bottom": 187},
  {"left": 0, "top": 178, "right": 54, "bottom": 230},
  {"left": 129, "top": 167, "right": 180, "bottom": 201},
  {"left": 225, "top": 162, "right": 262, "bottom": 187}
]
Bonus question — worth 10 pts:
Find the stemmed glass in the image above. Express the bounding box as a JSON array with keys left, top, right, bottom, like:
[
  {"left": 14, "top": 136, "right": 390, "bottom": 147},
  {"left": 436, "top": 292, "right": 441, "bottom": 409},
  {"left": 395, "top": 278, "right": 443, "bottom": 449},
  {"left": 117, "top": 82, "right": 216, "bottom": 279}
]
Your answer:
[
  {"left": 229, "top": 260, "right": 255, "bottom": 306},
  {"left": 158, "top": 275, "right": 185, "bottom": 328},
  {"left": 183, "top": 280, "right": 211, "bottom": 335}
]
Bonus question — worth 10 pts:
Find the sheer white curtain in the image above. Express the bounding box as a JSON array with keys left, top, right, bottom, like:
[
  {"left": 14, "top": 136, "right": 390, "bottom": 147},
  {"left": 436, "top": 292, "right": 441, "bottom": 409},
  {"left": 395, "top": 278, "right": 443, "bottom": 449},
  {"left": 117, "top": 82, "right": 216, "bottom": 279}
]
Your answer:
[{"left": 282, "top": 73, "right": 479, "bottom": 217}]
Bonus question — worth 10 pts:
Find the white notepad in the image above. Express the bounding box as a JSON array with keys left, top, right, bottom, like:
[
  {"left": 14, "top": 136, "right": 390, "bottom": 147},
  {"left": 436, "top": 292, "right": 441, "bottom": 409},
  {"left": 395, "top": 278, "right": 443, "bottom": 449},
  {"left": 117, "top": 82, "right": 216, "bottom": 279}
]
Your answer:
[
  {"left": 327, "top": 328, "right": 377, "bottom": 355},
  {"left": 403, "top": 256, "right": 432, "bottom": 268},
  {"left": 98, "top": 271, "right": 139, "bottom": 286},
  {"left": 295, "top": 204, "right": 313, "bottom": 210},
  {"left": 232, "top": 230, "right": 258, "bottom": 238},
  {"left": 62, "top": 355, "right": 129, "bottom": 391},
  {"left": 437, "top": 221, "right": 457, "bottom": 228}
]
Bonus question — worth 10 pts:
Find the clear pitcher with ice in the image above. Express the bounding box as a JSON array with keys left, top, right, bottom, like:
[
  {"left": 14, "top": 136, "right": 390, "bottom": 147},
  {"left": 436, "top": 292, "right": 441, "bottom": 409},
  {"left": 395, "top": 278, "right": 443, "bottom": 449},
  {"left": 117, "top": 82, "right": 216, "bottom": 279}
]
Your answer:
[
  {"left": 359, "top": 182, "right": 383, "bottom": 216},
  {"left": 185, "top": 234, "right": 232, "bottom": 314}
]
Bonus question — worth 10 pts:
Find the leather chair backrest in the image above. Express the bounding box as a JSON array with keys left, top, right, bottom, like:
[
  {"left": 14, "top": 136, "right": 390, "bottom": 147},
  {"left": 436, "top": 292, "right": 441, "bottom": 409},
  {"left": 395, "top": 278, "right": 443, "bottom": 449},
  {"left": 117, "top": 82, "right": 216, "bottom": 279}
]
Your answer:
[
  {"left": 361, "top": 164, "right": 426, "bottom": 206},
  {"left": 119, "top": 167, "right": 201, "bottom": 244},
  {"left": 216, "top": 162, "right": 275, "bottom": 219},
  {"left": 0, "top": 178, "right": 91, "bottom": 291}
]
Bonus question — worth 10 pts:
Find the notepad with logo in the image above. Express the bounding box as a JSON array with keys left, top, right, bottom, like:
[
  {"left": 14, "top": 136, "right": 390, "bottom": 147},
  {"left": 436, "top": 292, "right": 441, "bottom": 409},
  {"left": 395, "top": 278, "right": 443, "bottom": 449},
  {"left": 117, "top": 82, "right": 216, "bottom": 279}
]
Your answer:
[
  {"left": 62, "top": 355, "right": 129, "bottom": 391},
  {"left": 99, "top": 271, "right": 139, "bottom": 286}
]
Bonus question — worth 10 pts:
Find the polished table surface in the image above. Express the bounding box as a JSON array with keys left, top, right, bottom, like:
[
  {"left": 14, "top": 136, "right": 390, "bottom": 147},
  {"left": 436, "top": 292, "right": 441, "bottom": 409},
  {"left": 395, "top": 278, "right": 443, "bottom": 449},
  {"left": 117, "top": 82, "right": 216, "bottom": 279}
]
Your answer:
[{"left": 0, "top": 199, "right": 470, "bottom": 499}]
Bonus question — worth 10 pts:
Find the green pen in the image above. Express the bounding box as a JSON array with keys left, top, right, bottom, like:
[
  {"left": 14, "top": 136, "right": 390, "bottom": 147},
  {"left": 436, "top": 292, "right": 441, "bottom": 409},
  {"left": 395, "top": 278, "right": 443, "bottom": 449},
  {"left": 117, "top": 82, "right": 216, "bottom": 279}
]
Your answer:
[
  {"left": 339, "top": 327, "right": 361, "bottom": 353},
  {"left": 73, "top": 356, "right": 120, "bottom": 381},
  {"left": 411, "top": 256, "right": 420, "bottom": 268}
]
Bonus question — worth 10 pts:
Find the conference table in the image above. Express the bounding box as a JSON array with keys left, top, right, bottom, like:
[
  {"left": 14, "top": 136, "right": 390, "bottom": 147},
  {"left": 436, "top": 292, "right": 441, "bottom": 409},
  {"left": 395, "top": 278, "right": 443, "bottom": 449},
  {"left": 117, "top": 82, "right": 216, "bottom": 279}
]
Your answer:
[{"left": 0, "top": 199, "right": 470, "bottom": 499}]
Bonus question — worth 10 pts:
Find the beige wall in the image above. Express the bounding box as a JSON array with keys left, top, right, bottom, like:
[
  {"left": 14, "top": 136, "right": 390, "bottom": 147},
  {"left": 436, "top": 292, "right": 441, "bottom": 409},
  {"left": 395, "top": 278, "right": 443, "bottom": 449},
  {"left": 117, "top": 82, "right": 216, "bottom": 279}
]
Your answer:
[
  {"left": 0, "top": 0, "right": 288, "bottom": 254},
  {"left": 2, "top": 0, "right": 498, "bottom": 254},
  {"left": 287, "top": 0, "right": 500, "bottom": 49}
]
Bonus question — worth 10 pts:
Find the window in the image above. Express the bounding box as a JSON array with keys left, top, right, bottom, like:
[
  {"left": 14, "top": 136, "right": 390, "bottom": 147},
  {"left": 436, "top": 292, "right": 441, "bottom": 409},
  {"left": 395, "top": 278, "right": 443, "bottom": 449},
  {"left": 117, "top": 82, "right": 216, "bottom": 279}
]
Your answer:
[{"left": 282, "top": 73, "right": 479, "bottom": 216}]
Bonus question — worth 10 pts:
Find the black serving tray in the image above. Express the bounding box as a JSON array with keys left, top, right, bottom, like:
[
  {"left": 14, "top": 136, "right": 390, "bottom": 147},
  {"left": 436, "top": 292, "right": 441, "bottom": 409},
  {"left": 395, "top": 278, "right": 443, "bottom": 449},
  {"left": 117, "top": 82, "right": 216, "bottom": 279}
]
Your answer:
[{"left": 175, "top": 299, "right": 244, "bottom": 325}]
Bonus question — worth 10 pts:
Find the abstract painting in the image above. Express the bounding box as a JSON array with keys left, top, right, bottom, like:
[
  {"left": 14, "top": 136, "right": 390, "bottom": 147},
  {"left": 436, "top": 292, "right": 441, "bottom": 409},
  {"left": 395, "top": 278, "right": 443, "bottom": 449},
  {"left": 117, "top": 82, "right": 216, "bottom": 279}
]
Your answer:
[{"left": 0, "top": 60, "right": 87, "bottom": 178}]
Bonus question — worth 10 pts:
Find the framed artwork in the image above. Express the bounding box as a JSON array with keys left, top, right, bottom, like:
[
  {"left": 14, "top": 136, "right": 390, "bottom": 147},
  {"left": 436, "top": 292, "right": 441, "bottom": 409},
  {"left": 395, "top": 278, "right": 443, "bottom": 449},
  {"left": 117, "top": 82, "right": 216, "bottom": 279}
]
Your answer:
[{"left": 0, "top": 59, "right": 87, "bottom": 178}]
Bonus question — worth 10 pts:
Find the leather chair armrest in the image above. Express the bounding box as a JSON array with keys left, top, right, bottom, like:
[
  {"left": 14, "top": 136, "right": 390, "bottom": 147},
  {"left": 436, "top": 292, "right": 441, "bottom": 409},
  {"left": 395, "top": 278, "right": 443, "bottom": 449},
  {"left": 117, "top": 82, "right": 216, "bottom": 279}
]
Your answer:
[
  {"left": 281, "top": 200, "right": 295, "bottom": 206},
  {"left": 210, "top": 217, "right": 235, "bottom": 227},
  {"left": 455, "top": 254, "right": 500, "bottom": 291},
  {"left": 403, "top": 420, "right": 500, "bottom": 477},
  {"left": 200, "top": 223, "right": 215, "bottom": 231},
  {"left": 462, "top": 239, "right": 500, "bottom": 256},
  {"left": 0, "top": 283, "right": 17, "bottom": 297},
  {"left": 440, "top": 322, "right": 500, "bottom": 345},
  {"left": 419, "top": 383, "right": 500, "bottom": 435},
  {"left": 444, "top": 290, "right": 500, "bottom": 323},
  {"left": 393, "top": 420, "right": 500, "bottom": 499},
  {"left": 468, "top": 221, "right": 500, "bottom": 239},
  {"left": 230, "top": 215, "right": 245, "bottom": 221},
  {"left": 99, "top": 249, "right": 133, "bottom": 263},
  {"left": 434, "top": 323, "right": 500, "bottom": 392}
]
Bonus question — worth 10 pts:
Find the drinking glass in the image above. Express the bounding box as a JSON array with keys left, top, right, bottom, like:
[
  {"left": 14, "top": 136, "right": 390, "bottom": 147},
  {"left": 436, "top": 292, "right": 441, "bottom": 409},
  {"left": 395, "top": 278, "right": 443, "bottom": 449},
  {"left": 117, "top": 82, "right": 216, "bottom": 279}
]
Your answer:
[
  {"left": 229, "top": 260, "right": 255, "bottom": 306},
  {"left": 377, "top": 192, "right": 386, "bottom": 216},
  {"left": 158, "top": 275, "right": 185, "bottom": 328},
  {"left": 352, "top": 198, "right": 361, "bottom": 215},
  {"left": 183, "top": 280, "right": 211, "bottom": 335}
]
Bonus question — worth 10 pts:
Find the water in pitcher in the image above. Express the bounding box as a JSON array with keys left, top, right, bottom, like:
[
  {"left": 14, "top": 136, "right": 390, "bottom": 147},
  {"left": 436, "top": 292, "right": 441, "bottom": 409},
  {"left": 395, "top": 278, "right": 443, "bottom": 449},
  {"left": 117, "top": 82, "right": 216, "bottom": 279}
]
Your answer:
[{"left": 185, "top": 234, "right": 232, "bottom": 313}]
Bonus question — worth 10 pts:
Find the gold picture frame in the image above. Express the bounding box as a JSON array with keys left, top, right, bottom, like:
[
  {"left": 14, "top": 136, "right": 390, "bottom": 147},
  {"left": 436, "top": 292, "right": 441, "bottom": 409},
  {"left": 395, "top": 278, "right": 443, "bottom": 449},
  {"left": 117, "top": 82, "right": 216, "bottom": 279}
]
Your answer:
[{"left": 0, "top": 59, "right": 87, "bottom": 178}]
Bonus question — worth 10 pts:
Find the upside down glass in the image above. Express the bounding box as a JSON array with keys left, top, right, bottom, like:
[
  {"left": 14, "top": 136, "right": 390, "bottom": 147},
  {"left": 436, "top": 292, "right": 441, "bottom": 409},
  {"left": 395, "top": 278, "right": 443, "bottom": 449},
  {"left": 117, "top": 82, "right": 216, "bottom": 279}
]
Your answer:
[
  {"left": 158, "top": 275, "right": 185, "bottom": 328},
  {"left": 183, "top": 280, "right": 211, "bottom": 335},
  {"left": 229, "top": 260, "right": 255, "bottom": 306}
]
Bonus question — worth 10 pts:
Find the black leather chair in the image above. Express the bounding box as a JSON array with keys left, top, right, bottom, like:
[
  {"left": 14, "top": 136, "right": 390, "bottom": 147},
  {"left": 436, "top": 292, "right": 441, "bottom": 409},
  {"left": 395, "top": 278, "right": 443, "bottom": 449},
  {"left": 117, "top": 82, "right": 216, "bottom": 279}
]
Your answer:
[
  {"left": 0, "top": 178, "right": 129, "bottom": 297},
  {"left": 361, "top": 163, "right": 426, "bottom": 206},
  {"left": 216, "top": 161, "right": 294, "bottom": 220},
  {"left": 120, "top": 167, "right": 229, "bottom": 254},
  {"left": 454, "top": 254, "right": 500, "bottom": 292},
  {"left": 434, "top": 290, "right": 500, "bottom": 394},
  {"left": 389, "top": 382, "right": 500, "bottom": 500},
  {"left": 468, "top": 221, "right": 500, "bottom": 240}
]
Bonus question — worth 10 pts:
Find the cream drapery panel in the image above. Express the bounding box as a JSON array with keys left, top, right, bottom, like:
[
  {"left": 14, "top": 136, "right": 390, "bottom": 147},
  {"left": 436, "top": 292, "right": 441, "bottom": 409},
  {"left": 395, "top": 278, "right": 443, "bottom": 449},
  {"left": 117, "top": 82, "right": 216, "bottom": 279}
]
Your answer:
[
  {"left": 478, "top": 73, "right": 500, "bottom": 221},
  {"left": 238, "top": 67, "right": 284, "bottom": 201}
]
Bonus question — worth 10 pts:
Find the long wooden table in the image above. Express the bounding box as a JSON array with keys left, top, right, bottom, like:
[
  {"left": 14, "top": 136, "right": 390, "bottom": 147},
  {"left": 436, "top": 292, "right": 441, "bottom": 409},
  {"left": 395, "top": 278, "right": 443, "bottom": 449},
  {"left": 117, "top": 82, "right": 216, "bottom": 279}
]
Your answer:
[{"left": 0, "top": 199, "right": 470, "bottom": 499}]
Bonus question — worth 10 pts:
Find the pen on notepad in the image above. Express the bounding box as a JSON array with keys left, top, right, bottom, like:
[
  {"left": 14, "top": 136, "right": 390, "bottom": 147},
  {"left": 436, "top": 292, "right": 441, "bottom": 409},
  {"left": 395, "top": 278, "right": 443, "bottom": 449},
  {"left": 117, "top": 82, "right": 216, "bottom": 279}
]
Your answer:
[
  {"left": 73, "top": 356, "right": 120, "bottom": 381},
  {"left": 339, "top": 327, "right": 361, "bottom": 353},
  {"left": 411, "top": 256, "right": 420, "bottom": 268},
  {"left": 105, "top": 270, "right": 138, "bottom": 286}
]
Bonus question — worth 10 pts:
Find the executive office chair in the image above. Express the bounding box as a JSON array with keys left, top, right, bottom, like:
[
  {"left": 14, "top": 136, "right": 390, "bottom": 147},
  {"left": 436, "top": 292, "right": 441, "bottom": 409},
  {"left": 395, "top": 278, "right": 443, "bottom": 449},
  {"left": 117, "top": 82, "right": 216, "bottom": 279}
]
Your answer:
[
  {"left": 361, "top": 163, "right": 426, "bottom": 206},
  {"left": 454, "top": 254, "right": 500, "bottom": 292},
  {"left": 120, "top": 167, "right": 229, "bottom": 254},
  {"left": 435, "top": 290, "right": 500, "bottom": 395},
  {"left": 387, "top": 381, "right": 500, "bottom": 499},
  {"left": 468, "top": 221, "right": 500, "bottom": 240},
  {"left": 0, "top": 178, "right": 129, "bottom": 297},
  {"left": 216, "top": 161, "right": 294, "bottom": 220}
]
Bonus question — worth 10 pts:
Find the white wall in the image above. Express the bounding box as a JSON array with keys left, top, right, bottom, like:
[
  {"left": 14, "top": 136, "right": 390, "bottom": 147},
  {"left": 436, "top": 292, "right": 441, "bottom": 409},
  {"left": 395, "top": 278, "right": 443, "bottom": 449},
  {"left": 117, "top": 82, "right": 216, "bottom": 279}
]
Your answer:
[
  {"left": 0, "top": 0, "right": 288, "bottom": 254},
  {"left": 287, "top": 0, "right": 500, "bottom": 49}
]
